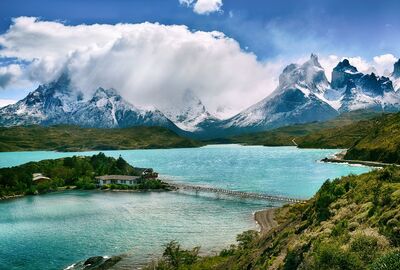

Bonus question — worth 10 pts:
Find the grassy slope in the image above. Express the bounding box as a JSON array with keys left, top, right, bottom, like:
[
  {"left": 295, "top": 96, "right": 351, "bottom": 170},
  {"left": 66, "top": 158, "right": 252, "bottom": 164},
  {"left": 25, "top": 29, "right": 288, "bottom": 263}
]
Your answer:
[
  {"left": 223, "top": 110, "right": 400, "bottom": 164},
  {"left": 344, "top": 113, "right": 400, "bottom": 164},
  {"left": 0, "top": 125, "right": 203, "bottom": 152},
  {"left": 221, "top": 110, "right": 381, "bottom": 147},
  {"left": 168, "top": 167, "right": 400, "bottom": 270}
]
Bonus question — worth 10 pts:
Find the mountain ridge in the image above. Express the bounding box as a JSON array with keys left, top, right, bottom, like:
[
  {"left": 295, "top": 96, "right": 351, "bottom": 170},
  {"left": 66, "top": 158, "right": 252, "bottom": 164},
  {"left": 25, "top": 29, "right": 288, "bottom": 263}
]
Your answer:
[{"left": 1, "top": 55, "right": 400, "bottom": 138}]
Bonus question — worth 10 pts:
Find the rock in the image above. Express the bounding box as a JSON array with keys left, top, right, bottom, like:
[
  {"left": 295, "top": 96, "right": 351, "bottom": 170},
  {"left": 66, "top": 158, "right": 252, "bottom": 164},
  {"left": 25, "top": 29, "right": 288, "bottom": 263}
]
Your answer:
[{"left": 78, "top": 255, "right": 122, "bottom": 270}]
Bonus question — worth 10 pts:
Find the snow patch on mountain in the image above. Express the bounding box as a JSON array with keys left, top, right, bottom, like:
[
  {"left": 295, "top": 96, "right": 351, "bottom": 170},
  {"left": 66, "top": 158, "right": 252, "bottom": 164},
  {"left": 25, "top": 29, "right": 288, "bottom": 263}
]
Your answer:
[{"left": 160, "top": 90, "right": 219, "bottom": 132}]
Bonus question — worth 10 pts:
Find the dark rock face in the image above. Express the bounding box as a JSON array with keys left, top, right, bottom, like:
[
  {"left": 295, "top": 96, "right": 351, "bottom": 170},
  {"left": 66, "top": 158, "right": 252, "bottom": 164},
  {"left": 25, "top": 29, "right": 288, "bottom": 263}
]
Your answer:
[
  {"left": 392, "top": 59, "right": 400, "bottom": 78},
  {"left": 358, "top": 73, "right": 393, "bottom": 97},
  {"left": 331, "top": 59, "right": 362, "bottom": 89}
]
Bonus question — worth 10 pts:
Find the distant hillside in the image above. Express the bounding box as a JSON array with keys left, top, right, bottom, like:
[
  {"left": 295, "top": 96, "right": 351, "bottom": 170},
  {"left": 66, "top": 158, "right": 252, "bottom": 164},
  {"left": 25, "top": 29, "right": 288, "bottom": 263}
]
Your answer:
[
  {"left": 0, "top": 125, "right": 203, "bottom": 152},
  {"left": 219, "top": 110, "right": 381, "bottom": 147},
  {"left": 148, "top": 166, "right": 400, "bottom": 270},
  {"left": 344, "top": 113, "right": 400, "bottom": 164}
]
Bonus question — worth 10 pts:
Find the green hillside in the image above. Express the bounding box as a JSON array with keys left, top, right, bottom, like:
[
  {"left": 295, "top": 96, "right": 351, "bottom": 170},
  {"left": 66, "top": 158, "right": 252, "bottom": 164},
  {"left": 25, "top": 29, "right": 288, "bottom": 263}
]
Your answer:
[
  {"left": 344, "top": 113, "right": 400, "bottom": 164},
  {"left": 148, "top": 167, "right": 400, "bottom": 270},
  {"left": 222, "top": 110, "right": 381, "bottom": 147},
  {"left": 0, "top": 125, "right": 203, "bottom": 152}
]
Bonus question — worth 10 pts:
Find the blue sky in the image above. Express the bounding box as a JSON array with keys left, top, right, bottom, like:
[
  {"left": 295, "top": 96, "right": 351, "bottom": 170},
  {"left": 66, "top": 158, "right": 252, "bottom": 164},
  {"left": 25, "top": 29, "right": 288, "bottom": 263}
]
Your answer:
[
  {"left": 0, "top": 0, "right": 399, "bottom": 112},
  {"left": 1, "top": 0, "right": 399, "bottom": 60}
]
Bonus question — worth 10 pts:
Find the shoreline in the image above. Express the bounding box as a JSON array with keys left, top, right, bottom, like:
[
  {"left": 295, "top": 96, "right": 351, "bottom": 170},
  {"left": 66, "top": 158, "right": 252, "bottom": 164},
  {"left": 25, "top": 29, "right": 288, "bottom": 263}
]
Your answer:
[
  {"left": 0, "top": 187, "right": 173, "bottom": 202},
  {"left": 321, "top": 157, "right": 400, "bottom": 168},
  {"left": 254, "top": 208, "right": 278, "bottom": 233}
]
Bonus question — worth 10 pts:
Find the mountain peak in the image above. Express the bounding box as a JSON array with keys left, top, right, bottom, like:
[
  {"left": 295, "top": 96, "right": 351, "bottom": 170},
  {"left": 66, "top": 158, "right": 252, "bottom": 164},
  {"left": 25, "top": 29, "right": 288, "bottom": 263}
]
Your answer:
[
  {"left": 278, "top": 55, "right": 329, "bottom": 95},
  {"left": 334, "top": 59, "right": 358, "bottom": 73},
  {"left": 392, "top": 59, "right": 400, "bottom": 78},
  {"left": 93, "top": 87, "right": 120, "bottom": 98},
  {"left": 307, "top": 53, "right": 322, "bottom": 67}
]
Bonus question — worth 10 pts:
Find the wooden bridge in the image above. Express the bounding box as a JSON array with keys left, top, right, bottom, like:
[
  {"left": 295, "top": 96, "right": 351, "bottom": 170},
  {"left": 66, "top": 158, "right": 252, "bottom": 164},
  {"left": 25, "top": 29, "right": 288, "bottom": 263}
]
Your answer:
[{"left": 165, "top": 181, "right": 306, "bottom": 204}]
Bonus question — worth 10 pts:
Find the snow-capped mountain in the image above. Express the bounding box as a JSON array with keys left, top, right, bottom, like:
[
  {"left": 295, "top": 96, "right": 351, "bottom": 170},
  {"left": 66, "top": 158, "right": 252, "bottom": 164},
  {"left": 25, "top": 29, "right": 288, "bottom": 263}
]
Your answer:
[
  {"left": 391, "top": 59, "right": 400, "bottom": 92},
  {"left": 0, "top": 74, "right": 180, "bottom": 131},
  {"left": 328, "top": 59, "right": 400, "bottom": 112},
  {"left": 220, "top": 54, "right": 338, "bottom": 134},
  {"left": 2, "top": 55, "right": 400, "bottom": 139},
  {"left": 159, "top": 90, "right": 219, "bottom": 132}
]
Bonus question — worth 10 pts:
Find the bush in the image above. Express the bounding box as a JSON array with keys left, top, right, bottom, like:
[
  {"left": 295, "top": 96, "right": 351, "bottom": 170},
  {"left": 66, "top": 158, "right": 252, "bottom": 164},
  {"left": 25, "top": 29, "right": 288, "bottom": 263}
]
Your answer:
[
  {"left": 236, "top": 230, "right": 258, "bottom": 250},
  {"left": 284, "top": 244, "right": 310, "bottom": 270},
  {"left": 160, "top": 240, "right": 200, "bottom": 269},
  {"left": 219, "top": 244, "right": 236, "bottom": 257},
  {"left": 75, "top": 176, "right": 96, "bottom": 190},
  {"left": 350, "top": 234, "right": 380, "bottom": 264},
  {"left": 331, "top": 220, "right": 348, "bottom": 237},
  {"left": 312, "top": 242, "right": 362, "bottom": 270},
  {"left": 370, "top": 251, "right": 400, "bottom": 270}
]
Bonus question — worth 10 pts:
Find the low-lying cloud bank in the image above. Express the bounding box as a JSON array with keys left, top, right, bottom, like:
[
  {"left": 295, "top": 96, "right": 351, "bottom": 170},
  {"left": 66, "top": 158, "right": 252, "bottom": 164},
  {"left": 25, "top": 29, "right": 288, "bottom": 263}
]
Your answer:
[{"left": 0, "top": 17, "right": 398, "bottom": 118}]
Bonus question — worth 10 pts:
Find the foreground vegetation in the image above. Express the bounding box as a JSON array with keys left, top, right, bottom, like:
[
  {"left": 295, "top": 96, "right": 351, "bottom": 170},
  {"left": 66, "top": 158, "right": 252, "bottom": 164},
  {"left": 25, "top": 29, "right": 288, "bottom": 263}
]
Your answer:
[
  {"left": 0, "top": 125, "right": 202, "bottom": 152},
  {"left": 148, "top": 167, "right": 400, "bottom": 270},
  {"left": 0, "top": 153, "right": 167, "bottom": 198}
]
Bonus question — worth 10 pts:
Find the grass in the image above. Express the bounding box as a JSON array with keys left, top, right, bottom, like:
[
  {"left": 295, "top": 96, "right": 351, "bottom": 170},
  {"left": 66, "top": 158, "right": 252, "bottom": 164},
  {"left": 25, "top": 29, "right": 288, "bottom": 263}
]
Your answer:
[
  {"left": 215, "top": 110, "right": 381, "bottom": 147},
  {"left": 0, "top": 125, "right": 203, "bottom": 152}
]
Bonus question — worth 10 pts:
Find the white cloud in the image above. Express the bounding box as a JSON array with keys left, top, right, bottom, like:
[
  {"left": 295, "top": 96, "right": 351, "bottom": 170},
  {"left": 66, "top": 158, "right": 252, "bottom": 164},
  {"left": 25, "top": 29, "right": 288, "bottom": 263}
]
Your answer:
[
  {"left": 373, "top": 54, "right": 398, "bottom": 76},
  {"left": 0, "top": 98, "right": 16, "bottom": 108},
  {"left": 1, "top": 18, "right": 398, "bottom": 118},
  {"left": 0, "top": 64, "right": 22, "bottom": 88},
  {"left": 0, "top": 17, "right": 282, "bottom": 118},
  {"left": 179, "top": 0, "right": 223, "bottom": 15}
]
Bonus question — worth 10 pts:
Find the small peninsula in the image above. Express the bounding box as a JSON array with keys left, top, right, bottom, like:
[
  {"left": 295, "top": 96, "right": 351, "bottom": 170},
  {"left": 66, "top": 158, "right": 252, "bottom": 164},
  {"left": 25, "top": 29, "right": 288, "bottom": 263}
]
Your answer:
[{"left": 0, "top": 153, "right": 170, "bottom": 199}]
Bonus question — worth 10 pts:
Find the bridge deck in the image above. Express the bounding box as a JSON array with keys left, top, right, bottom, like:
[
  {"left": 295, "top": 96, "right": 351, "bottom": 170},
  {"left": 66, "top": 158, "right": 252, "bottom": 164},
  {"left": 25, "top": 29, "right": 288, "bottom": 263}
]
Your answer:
[{"left": 166, "top": 181, "right": 306, "bottom": 204}]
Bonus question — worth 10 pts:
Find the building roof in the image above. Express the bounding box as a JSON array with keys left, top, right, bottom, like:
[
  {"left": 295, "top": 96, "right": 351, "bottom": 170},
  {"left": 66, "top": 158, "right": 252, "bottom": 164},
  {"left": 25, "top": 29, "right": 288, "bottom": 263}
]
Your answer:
[
  {"left": 95, "top": 175, "right": 140, "bottom": 181},
  {"left": 32, "top": 173, "right": 50, "bottom": 182}
]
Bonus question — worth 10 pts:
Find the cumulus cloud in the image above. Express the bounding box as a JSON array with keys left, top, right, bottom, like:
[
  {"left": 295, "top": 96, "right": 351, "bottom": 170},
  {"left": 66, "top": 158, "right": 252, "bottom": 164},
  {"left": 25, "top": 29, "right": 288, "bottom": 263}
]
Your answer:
[
  {"left": 0, "top": 64, "right": 22, "bottom": 88},
  {"left": 0, "top": 17, "right": 282, "bottom": 118},
  {"left": 179, "top": 0, "right": 223, "bottom": 15}
]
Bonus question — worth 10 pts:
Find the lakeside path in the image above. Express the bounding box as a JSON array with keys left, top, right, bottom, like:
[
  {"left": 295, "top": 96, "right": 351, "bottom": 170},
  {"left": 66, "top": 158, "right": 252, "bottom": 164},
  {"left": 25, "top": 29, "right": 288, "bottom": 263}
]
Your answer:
[{"left": 254, "top": 208, "right": 278, "bottom": 233}]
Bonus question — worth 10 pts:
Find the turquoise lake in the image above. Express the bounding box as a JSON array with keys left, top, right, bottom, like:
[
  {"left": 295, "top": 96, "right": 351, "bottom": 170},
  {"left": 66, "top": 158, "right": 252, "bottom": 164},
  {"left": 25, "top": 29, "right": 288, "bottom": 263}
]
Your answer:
[{"left": 0, "top": 145, "right": 371, "bottom": 269}]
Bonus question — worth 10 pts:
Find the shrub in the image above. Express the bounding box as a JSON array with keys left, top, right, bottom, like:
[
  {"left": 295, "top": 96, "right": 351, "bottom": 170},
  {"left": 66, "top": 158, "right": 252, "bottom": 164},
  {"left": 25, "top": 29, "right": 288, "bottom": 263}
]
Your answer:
[
  {"left": 75, "top": 176, "right": 96, "bottom": 190},
  {"left": 161, "top": 240, "right": 200, "bottom": 269},
  {"left": 331, "top": 220, "right": 349, "bottom": 237},
  {"left": 350, "top": 234, "right": 380, "bottom": 264},
  {"left": 236, "top": 230, "right": 258, "bottom": 250},
  {"left": 370, "top": 251, "right": 400, "bottom": 270},
  {"left": 313, "top": 242, "right": 362, "bottom": 270},
  {"left": 219, "top": 244, "right": 236, "bottom": 257}
]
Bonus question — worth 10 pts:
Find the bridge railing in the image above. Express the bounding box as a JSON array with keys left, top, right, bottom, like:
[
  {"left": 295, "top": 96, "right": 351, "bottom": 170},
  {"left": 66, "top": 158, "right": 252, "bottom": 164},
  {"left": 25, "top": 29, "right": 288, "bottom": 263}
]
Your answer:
[{"left": 165, "top": 181, "right": 306, "bottom": 204}]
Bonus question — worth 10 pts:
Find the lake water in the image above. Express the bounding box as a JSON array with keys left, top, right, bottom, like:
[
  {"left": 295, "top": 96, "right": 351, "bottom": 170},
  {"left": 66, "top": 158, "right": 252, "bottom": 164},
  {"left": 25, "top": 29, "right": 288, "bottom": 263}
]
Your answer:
[{"left": 0, "top": 145, "right": 371, "bottom": 269}]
